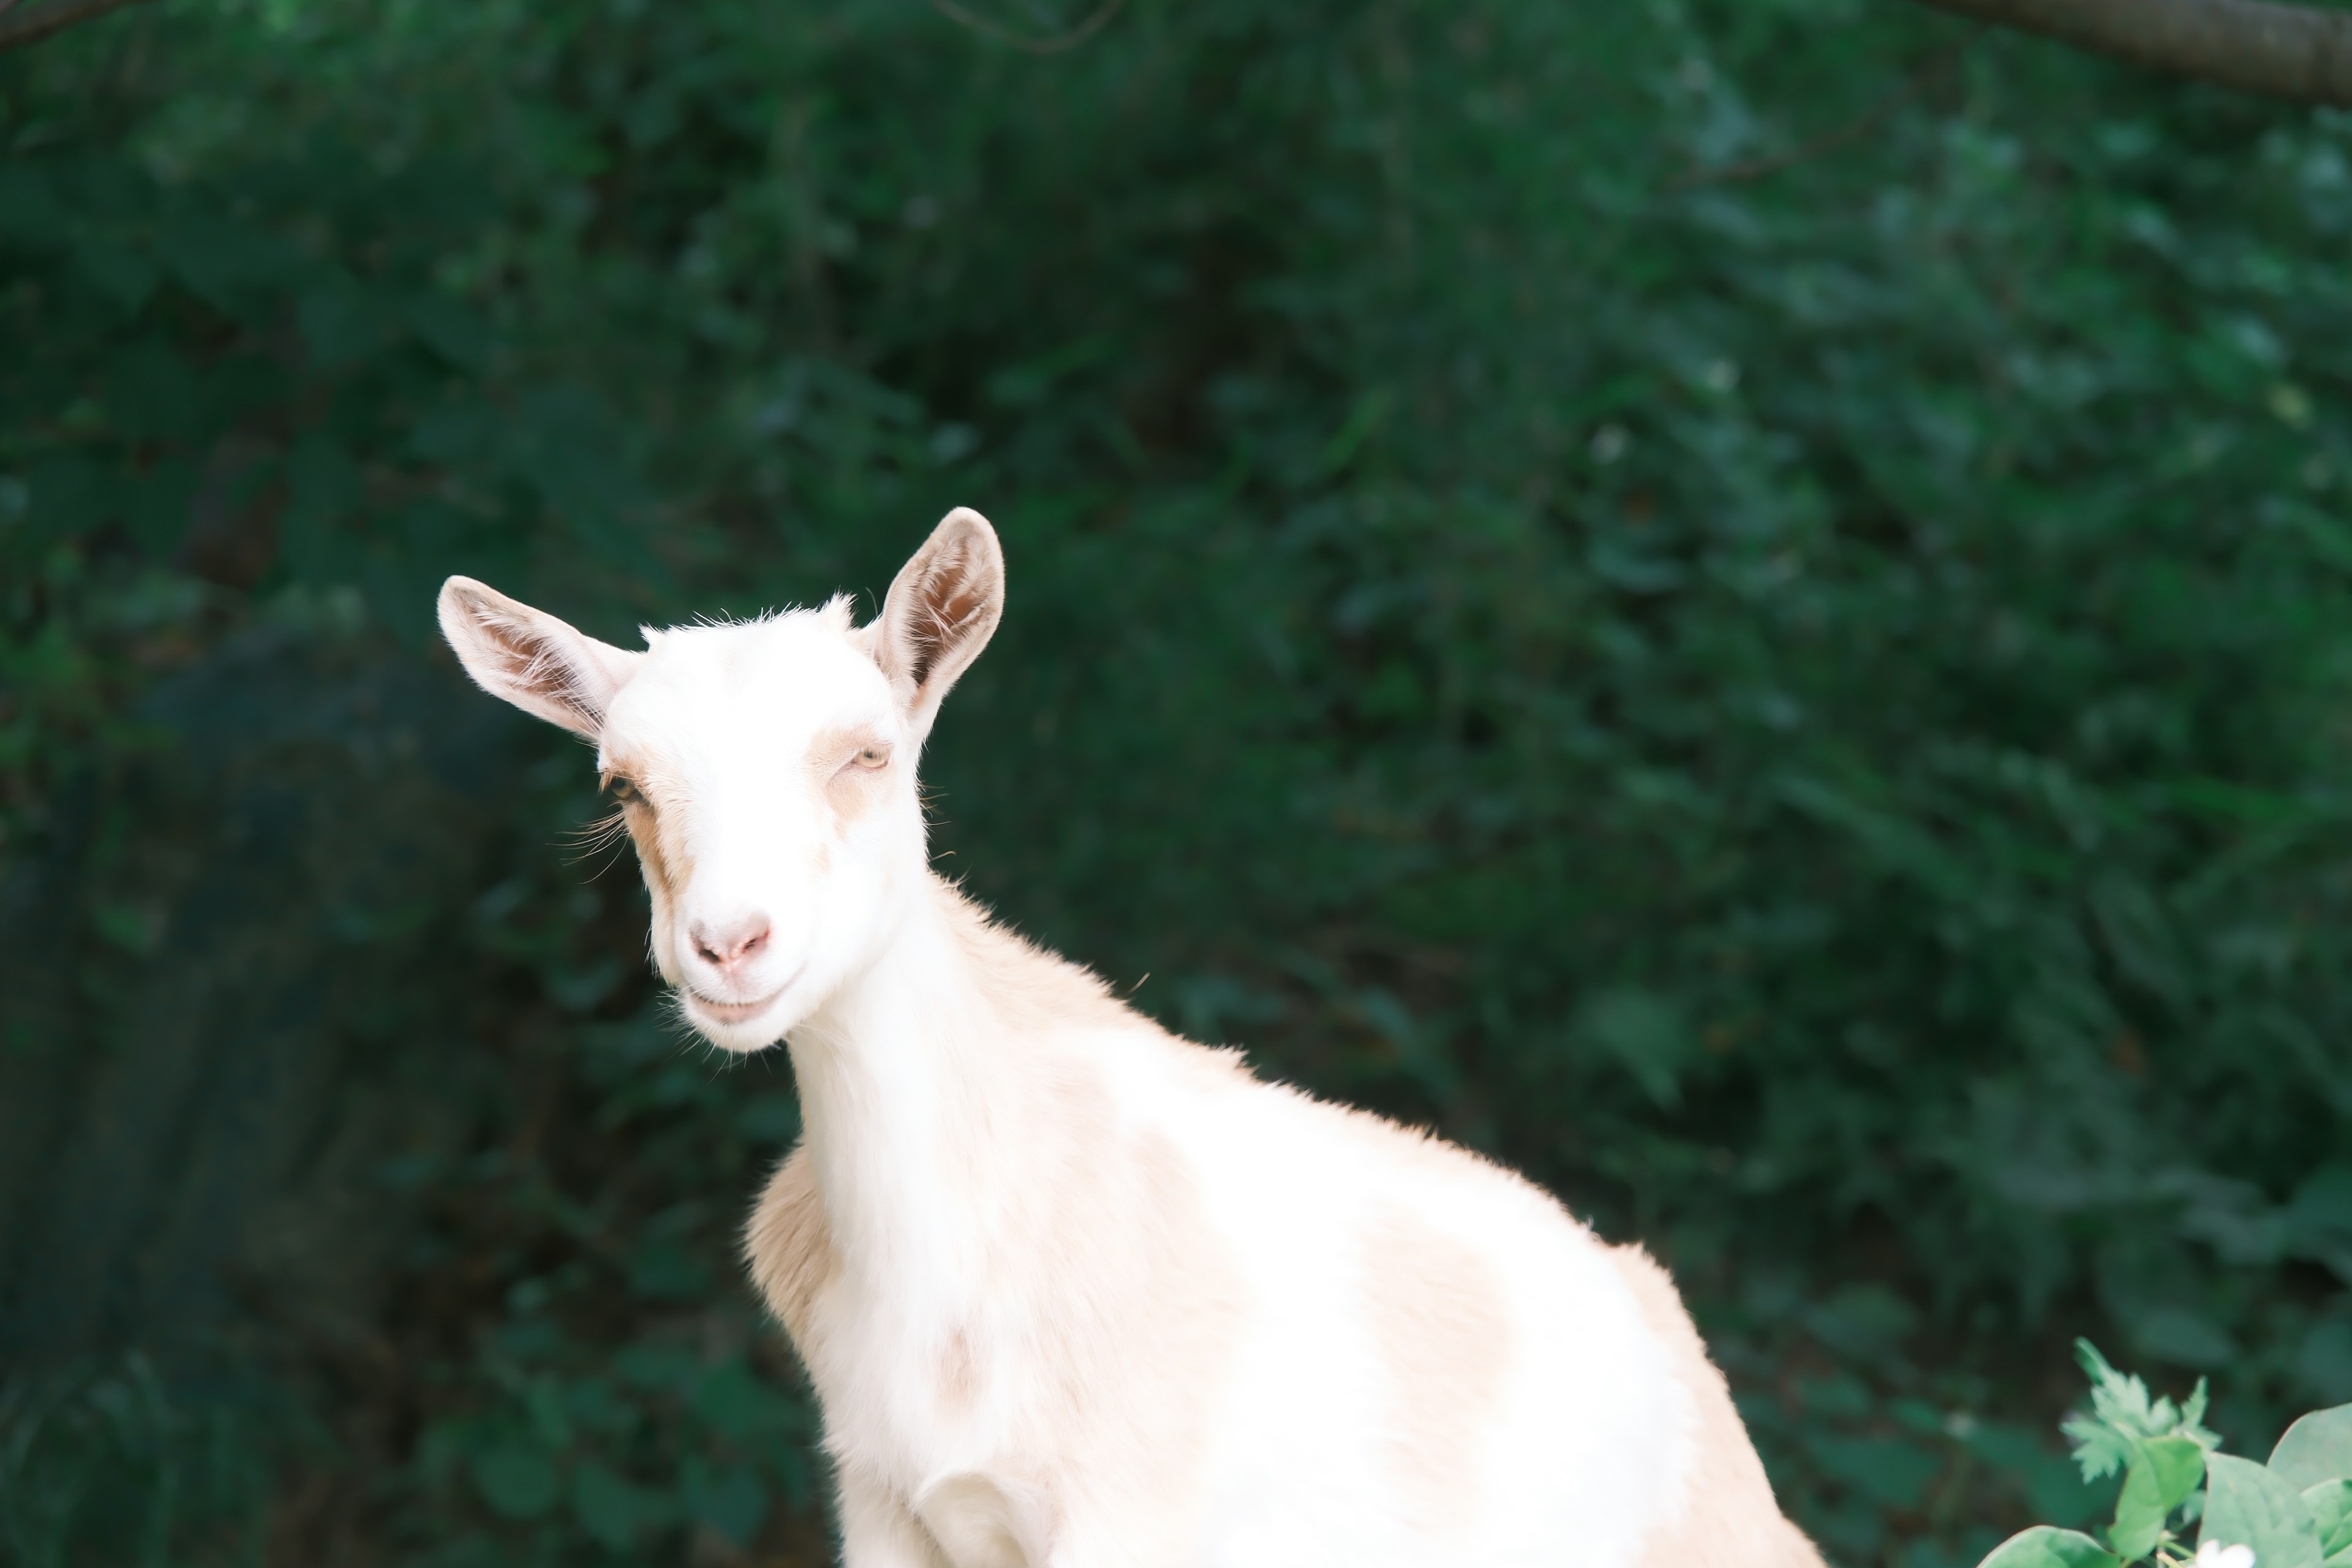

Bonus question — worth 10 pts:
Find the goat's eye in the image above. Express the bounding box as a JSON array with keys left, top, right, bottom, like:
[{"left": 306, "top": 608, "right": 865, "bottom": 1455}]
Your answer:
[
  {"left": 606, "top": 775, "right": 643, "bottom": 804},
  {"left": 856, "top": 746, "right": 889, "bottom": 769}
]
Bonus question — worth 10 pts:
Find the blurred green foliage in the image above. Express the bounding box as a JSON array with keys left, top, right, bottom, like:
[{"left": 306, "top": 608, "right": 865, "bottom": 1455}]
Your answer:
[
  {"left": 3, "top": 0, "right": 2351, "bottom": 1562},
  {"left": 1972, "top": 1346, "right": 2352, "bottom": 1568}
]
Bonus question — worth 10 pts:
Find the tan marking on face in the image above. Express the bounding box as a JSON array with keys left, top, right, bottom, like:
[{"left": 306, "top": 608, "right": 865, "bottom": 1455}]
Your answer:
[
  {"left": 810, "top": 724, "right": 894, "bottom": 823},
  {"left": 1360, "top": 1202, "right": 1513, "bottom": 1525},
  {"left": 1613, "top": 1244, "right": 1826, "bottom": 1568},
  {"left": 603, "top": 750, "right": 697, "bottom": 978}
]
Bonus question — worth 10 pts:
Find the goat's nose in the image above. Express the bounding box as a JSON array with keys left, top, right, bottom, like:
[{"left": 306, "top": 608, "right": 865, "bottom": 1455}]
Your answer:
[{"left": 691, "top": 913, "right": 771, "bottom": 970}]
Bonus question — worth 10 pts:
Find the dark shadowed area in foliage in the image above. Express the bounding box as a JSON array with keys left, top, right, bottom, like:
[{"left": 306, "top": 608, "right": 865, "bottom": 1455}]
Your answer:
[{"left": 4, "top": 0, "right": 2352, "bottom": 1562}]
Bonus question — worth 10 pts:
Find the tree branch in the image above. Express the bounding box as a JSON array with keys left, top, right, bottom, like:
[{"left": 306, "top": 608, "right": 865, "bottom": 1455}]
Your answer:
[
  {"left": 1906, "top": 0, "right": 2352, "bottom": 106},
  {"left": 0, "top": 0, "right": 156, "bottom": 54}
]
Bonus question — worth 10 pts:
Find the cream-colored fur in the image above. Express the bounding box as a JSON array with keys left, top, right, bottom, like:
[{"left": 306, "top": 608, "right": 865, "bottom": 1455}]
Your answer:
[{"left": 439, "top": 510, "right": 1826, "bottom": 1568}]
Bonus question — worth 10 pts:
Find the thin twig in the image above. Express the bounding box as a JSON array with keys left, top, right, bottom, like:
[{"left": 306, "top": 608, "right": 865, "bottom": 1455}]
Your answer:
[
  {"left": 1668, "top": 34, "right": 1975, "bottom": 192},
  {"left": 0, "top": 0, "right": 154, "bottom": 53},
  {"left": 927, "top": 0, "right": 1128, "bottom": 56}
]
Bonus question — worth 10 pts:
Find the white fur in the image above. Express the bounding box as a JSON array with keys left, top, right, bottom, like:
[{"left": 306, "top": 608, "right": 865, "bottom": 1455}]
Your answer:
[{"left": 438, "top": 509, "right": 1824, "bottom": 1568}]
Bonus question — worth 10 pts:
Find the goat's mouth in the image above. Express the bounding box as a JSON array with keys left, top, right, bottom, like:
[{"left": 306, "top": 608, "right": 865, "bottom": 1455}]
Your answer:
[{"left": 681, "top": 984, "right": 787, "bottom": 1027}]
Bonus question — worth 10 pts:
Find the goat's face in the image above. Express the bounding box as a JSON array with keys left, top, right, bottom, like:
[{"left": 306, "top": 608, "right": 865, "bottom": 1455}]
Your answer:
[
  {"left": 592, "top": 608, "right": 921, "bottom": 1049},
  {"left": 438, "top": 510, "right": 1005, "bottom": 1052}
]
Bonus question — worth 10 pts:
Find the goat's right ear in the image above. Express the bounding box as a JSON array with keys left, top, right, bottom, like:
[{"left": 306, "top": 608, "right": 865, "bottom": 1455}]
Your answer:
[
  {"left": 437, "top": 577, "right": 643, "bottom": 737},
  {"left": 873, "top": 508, "right": 1005, "bottom": 741}
]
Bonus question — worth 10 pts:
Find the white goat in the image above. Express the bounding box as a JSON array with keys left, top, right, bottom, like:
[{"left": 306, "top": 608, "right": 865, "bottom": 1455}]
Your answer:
[{"left": 439, "top": 510, "right": 1826, "bottom": 1568}]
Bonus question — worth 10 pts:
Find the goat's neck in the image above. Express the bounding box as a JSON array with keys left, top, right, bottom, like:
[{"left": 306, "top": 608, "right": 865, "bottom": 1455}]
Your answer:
[{"left": 785, "top": 875, "right": 1036, "bottom": 1301}]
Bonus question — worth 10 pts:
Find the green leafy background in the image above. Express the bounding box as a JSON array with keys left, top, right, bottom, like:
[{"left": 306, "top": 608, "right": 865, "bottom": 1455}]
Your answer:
[{"left": 4, "top": 1, "right": 2351, "bottom": 1563}]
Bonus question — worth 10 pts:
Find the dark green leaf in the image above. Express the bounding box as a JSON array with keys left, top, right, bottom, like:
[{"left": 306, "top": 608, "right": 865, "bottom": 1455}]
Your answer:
[
  {"left": 471, "top": 1442, "right": 560, "bottom": 1520},
  {"left": 682, "top": 1461, "right": 767, "bottom": 1547},
  {"left": 1575, "top": 987, "right": 1693, "bottom": 1109},
  {"left": 569, "top": 1458, "right": 676, "bottom": 1550}
]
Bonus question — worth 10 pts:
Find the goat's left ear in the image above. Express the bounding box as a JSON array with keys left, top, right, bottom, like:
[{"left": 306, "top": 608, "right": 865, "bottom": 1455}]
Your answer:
[
  {"left": 873, "top": 507, "right": 1005, "bottom": 741},
  {"left": 437, "top": 576, "right": 644, "bottom": 737}
]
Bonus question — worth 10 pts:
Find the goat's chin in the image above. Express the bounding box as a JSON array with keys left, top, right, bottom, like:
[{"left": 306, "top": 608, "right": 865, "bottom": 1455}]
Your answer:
[
  {"left": 688, "top": 1009, "right": 791, "bottom": 1054},
  {"left": 702, "top": 1025, "right": 786, "bottom": 1054},
  {"left": 677, "top": 984, "right": 801, "bottom": 1054}
]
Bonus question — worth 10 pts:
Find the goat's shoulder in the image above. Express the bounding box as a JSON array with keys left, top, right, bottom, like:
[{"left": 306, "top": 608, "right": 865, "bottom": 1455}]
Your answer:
[{"left": 744, "top": 1142, "right": 836, "bottom": 1352}]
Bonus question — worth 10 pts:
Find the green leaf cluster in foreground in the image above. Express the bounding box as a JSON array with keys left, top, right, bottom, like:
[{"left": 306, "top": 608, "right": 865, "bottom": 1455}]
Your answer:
[{"left": 1983, "top": 1345, "right": 2352, "bottom": 1568}]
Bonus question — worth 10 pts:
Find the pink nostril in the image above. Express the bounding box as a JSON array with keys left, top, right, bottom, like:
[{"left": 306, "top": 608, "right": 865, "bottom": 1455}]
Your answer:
[{"left": 692, "top": 916, "right": 772, "bottom": 969}]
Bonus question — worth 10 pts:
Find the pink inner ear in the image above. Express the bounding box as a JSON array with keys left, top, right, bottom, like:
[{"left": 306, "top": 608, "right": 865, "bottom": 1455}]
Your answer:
[
  {"left": 483, "top": 611, "right": 598, "bottom": 726},
  {"left": 907, "top": 550, "right": 992, "bottom": 690}
]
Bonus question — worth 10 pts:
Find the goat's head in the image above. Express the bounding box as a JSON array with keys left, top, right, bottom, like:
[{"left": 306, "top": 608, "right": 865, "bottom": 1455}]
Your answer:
[{"left": 437, "top": 508, "right": 1004, "bottom": 1052}]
